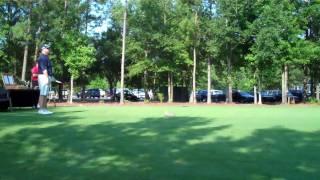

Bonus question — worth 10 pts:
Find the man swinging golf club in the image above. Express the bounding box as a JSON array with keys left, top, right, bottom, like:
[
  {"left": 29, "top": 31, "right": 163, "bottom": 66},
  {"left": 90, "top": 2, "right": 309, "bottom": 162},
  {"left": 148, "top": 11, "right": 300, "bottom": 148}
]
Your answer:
[{"left": 37, "top": 44, "right": 53, "bottom": 115}]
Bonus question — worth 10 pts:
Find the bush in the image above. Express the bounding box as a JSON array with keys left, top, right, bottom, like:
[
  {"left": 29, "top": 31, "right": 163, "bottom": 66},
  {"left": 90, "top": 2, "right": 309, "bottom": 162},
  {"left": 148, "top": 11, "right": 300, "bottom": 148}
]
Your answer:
[
  {"left": 144, "top": 99, "right": 150, "bottom": 103},
  {"left": 157, "top": 93, "right": 164, "bottom": 103},
  {"left": 307, "top": 97, "right": 319, "bottom": 104},
  {"left": 88, "top": 77, "right": 108, "bottom": 89}
]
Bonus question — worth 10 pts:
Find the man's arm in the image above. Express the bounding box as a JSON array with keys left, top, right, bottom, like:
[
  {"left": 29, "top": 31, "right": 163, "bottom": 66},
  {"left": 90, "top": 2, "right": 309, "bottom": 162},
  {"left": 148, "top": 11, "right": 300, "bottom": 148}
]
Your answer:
[
  {"left": 42, "top": 69, "right": 49, "bottom": 84},
  {"left": 43, "top": 69, "right": 48, "bottom": 77}
]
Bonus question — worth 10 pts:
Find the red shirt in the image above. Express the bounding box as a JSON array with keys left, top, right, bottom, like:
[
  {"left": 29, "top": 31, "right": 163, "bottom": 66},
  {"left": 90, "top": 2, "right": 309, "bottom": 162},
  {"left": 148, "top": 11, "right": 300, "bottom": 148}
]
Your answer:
[{"left": 31, "top": 65, "right": 39, "bottom": 81}]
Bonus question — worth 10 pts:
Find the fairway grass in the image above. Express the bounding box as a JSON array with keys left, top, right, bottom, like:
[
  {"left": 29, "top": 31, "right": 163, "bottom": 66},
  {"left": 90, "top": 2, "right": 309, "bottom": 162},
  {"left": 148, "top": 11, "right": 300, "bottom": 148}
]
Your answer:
[{"left": 0, "top": 105, "right": 319, "bottom": 180}]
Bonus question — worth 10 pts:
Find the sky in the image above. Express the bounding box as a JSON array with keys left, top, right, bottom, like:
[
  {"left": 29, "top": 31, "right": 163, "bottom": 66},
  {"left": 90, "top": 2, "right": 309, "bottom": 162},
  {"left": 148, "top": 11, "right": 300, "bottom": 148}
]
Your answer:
[{"left": 88, "top": 2, "right": 111, "bottom": 36}]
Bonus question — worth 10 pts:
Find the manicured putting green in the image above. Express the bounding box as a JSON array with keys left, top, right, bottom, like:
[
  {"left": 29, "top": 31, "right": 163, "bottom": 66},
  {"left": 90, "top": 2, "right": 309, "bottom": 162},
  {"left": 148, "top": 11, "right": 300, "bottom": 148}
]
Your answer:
[{"left": 0, "top": 105, "right": 319, "bottom": 179}]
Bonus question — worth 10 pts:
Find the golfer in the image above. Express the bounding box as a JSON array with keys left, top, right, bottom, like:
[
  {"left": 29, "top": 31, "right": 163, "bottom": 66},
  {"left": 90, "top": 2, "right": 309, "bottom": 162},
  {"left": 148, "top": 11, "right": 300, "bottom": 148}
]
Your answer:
[{"left": 37, "top": 44, "right": 53, "bottom": 115}]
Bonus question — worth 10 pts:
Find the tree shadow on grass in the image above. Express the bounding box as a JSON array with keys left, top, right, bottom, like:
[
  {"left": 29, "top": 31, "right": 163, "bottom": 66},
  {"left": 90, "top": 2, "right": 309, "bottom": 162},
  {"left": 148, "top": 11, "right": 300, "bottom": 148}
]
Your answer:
[
  {"left": 0, "top": 109, "right": 86, "bottom": 127},
  {"left": 0, "top": 114, "right": 319, "bottom": 180}
]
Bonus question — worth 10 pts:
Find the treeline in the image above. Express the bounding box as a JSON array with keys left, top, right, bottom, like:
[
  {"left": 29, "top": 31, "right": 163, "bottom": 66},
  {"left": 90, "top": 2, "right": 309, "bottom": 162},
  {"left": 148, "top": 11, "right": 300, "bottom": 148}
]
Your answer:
[{"left": 0, "top": 0, "right": 319, "bottom": 103}]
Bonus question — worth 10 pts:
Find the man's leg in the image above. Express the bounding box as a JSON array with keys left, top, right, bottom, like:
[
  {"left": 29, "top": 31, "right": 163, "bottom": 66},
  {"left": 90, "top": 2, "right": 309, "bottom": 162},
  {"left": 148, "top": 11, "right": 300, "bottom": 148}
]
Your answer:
[
  {"left": 38, "top": 95, "right": 45, "bottom": 114},
  {"left": 43, "top": 96, "right": 47, "bottom": 109},
  {"left": 44, "top": 79, "right": 53, "bottom": 114},
  {"left": 38, "top": 75, "right": 53, "bottom": 114},
  {"left": 44, "top": 96, "right": 52, "bottom": 114},
  {"left": 38, "top": 95, "right": 43, "bottom": 109}
]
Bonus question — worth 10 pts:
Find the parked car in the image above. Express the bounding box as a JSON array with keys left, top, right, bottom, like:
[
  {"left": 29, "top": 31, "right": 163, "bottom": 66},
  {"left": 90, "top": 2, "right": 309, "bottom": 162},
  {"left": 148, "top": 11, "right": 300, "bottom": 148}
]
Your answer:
[
  {"left": 196, "top": 90, "right": 208, "bottom": 102},
  {"left": 250, "top": 90, "right": 277, "bottom": 103},
  {"left": 77, "top": 90, "right": 86, "bottom": 98},
  {"left": 85, "top": 89, "right": 99, "bottom": 98},
  {"left": 196, "top": 90, "right": 226, "bottom": 102},
  {"left": 233, "top": 91, "right": 254, "bottom": 103},
  {"left": 84, "top": 89, "right": 105, "bottom": 98},
  {"left": 132, "top": 89, "right": 145, "bottom": 100},
  {"left": 115, "top": 89, "right": 140, "bottom": 101},
  {"left": 287, "top": 91, "right": 300, "bottom": 103},
  {"left": 77, "top": 88, "right": 106, "bottom": 98},
  {"left": 259, "top": 91, "right": 277, "bottom": 103},
  {"left": 210, "top": 90, "right": 226, "bottom": 102},
  {"left": 289, "top": 89, "right": 303, "bottom": 103},
  {"left": 266, "top": 90, "right": 301, "bottom": 103},
  {"left": 99, "top": 89, "right": 106, "bottom": 97},
  {"left": 105, "top": 90, "right": 114, "bottom": 100}
]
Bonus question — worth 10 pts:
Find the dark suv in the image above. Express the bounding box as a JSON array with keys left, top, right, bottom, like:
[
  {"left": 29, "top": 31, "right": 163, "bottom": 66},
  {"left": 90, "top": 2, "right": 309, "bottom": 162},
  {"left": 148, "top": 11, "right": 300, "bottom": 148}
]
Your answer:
[
  {"left": 196, "top": 90, "right": 226, "bottom": 102},
  {"left": 115, "top": 90, "right": 140, "bottom": 101},
  {"left": 233, "top": 91, "right": 254, "bottom": 103},
  {"left": 85, "top": 89, "right": 100, "bottom": 98}
]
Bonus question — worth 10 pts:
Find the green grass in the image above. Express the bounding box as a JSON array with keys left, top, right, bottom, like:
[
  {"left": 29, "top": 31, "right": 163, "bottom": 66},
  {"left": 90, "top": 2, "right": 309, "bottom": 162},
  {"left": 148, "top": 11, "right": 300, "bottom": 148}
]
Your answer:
[{"left": 0, "top": 105, "right": 319, "bottom": 180}]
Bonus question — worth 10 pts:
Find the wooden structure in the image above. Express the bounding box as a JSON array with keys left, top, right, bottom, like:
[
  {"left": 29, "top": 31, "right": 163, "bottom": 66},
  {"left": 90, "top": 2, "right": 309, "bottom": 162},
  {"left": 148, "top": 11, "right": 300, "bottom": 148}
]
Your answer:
[{"left": 1, "top": 73, "right": 39, "bottom": 110}]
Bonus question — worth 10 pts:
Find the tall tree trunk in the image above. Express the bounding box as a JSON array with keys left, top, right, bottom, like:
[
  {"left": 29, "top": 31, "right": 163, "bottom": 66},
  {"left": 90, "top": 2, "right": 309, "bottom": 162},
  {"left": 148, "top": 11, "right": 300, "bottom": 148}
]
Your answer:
[
  {"left": 168, "top": 72, "right": 173, "bottom": 103},
  {"left": 120, "top": 0, "right": 127, "bottom": 105},
  {"left": 281, "top": 65, "right": 287, "bottom": 104},
  {"left": 258, "top": 87, "right": 262, "bottom": 105},
  {"left": 310, "top": 74, "right": 315, "bottom": 97},
  {"left": 170, "top": 73, "right": 174, "bottom": 102},
  {"left": 303, "top": 65, "right": 308, "bottom": 103},
  {"left": 85, "top": 0, "right": 90, "bottom": 35},
  {"left": 64, "top": 0, "right": 68, "bottom": 25},
  {"left": 22, "top": 43, "right": 29, "bottom": 81},
  {"left": 254, "top": 85, "right": 257, "bottom": 104},
  {"left": 144, "top": 51, "right": 149, "bottom": 100},
  {"left": 107, "top": 77, "right": 114, "bottom": 101},
  {"left": 34, "top": 43, "right": 39, "bottom": 62},
  {"left": 153, "top": 72, "right": 157, "bottom": 93},
  {"left": 227, "top": 54, "right": 232, "bottom": 103},
  {"left": 207, "top": 57, "right": 212, "bottom": 104},
  {"left": 81, "top": 85, "right": 86, "bottom": 101},
  {"left": 316, "top": 83, "right": 319, "bottom": 101},
  {"left": 34, "top": 0, "right": 43, "bottom": 62},
  {"left": 62, "top": 0, "right": 68, "bottom": 38},
  {"left": 191, "top": 47, "right": 197, "bottom": 104},
  {"left": 21, "top": 3, "right": 32, "bottom": 81},
  {"left": 225, "top": 19, "right": 232, "bottom": 103},
  {"left": 285, "top": 64, "right": 288, "bottom": 103},
  {"left": 191, "top": 11, "right": 198, "bottom": 104},
  {"left": 34, "top": 27, "right": 41, "bottom": 62},
  {"left": 144, "top": 70, "right": 150, "bottom": 100},
  {"left": 65, "top": 0, "right": 68, "bottom": 11},
  {"left": 168, "top": 72, "right": 171, "bottom": 102},
  {"left": 253, "top": 71, "right": 257, "bottom": 104},
  {"left": 228, "top": 81, "right": 232, "bottom": 103},
  {"left": 69, "top": 75, "right": 74, "bottom": 103},
  {"left": 258, "top": 77, "right": 262, "bottom": 105},
  {"left": 14, "top": 59, "right": 17, "bottom": 76}
]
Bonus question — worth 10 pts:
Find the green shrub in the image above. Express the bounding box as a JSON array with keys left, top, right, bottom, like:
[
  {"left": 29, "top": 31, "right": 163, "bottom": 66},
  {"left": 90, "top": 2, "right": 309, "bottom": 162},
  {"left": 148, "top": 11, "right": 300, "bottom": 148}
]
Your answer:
[
  {"left": 307, "top": 97, "right": 319, "bottom": 104},
  {"left": 88, "top": 76, "right": 108, "bottom": 89},
  {"left": 157, "top": 93, "right": 164, "bottom": 103}
]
